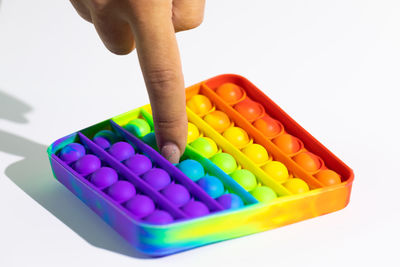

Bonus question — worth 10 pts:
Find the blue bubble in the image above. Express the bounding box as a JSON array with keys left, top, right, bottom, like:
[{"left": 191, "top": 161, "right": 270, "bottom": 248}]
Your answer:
[
  {"left": 59, "top": 143, "right": 86, "bottom": 164},
  {"left": 217, "top": 193, "right": 244, "bottom": 209},
  {"left": 177, "top": 159, "right": 205, "bottom": 181},
  {"left": 197, "top": 175, "right": 224, "bottom": 199}
]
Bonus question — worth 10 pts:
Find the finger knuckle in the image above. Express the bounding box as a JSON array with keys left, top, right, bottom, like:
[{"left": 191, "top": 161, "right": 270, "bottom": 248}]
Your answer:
[
  {"left": 90, "top": 0, "right": 111, "bottom": 13},
  {"left": 146, "top": 69, "right": 179, "bottom": 90},
  {"left": 155, "top": 117, "right": 186, "bottom": 129}
]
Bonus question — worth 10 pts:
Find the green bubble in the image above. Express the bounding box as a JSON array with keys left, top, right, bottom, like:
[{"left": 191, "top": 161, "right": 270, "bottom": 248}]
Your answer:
[
  {"left": 250, "top": 186, "right": 277, "bottom": 203},
  {"left": 210, "top": 153, "right": 237, "bottom": 174},
  {"left": 142, "top": 132, "right": 158, "bottom": 150},
  {"left": 125, "top": 118, "right": 151, "bottom": 138},
  {"left": 94, "top": 130, "right": 118, "bottom": 143},
  {"left": 230, "top": 169, "right": 257, "bottom": 192},
  {"left": 190, "top": 137, "right": 218, "bottom": 158}
]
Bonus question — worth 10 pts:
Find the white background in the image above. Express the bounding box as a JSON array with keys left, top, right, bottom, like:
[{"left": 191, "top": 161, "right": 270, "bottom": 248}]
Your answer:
[{"left": 1, "top": 0, "right": 399, "bottom": 266}]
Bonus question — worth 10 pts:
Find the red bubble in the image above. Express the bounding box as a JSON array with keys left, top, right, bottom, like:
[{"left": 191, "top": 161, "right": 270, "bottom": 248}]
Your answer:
[{"left": 234, "top": 98, "right": 265, "bottom": 122}]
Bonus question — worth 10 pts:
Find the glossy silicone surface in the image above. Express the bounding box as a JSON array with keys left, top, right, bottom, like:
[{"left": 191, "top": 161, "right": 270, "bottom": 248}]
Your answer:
[{"left": 47, "top": 74, "right": 354, "bottom": 256}]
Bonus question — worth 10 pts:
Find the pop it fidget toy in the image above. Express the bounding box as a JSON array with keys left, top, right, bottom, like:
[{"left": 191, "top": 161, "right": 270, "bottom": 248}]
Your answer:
[{"left": 48, "top": 74, "right": 353, "bottom": 256}]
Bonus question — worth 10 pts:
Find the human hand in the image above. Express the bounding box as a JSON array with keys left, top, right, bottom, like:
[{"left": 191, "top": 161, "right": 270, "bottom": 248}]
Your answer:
[{"left": 70, "top": 0, "right": 205, "bottom": 163}]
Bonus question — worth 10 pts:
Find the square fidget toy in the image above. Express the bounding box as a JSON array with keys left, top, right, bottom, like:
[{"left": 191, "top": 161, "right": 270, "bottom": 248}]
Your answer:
[{"left": 47, "top": 74, "right": 354, "bottom": 256}]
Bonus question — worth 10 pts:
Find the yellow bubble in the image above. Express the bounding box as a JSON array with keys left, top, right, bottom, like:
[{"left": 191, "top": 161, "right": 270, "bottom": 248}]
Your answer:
[
  {"left": 262, "top": 161, "right": 289, "bottom": 183},
  {"left": 241, "top": 144, "right": 269, "bottom": 165},
  {"left": 222, "top": 127, "right": 250, "bottom": 149},
  {"left": 187, "top": 95, "right": 213, "bottom": 116},
  {"left": 204, "top": 110, "right": 231, "bottom": 133},
  {"left": 283, "top": 178, "right": 310, "bottom": 194},
  {"left": 187, "top": 122, "right": 200, "bottom": 143}
]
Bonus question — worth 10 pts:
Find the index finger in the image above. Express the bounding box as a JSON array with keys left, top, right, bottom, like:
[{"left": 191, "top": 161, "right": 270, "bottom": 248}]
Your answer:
[{"left": 129, "top": 1, "right": 187, "bottom": 163}]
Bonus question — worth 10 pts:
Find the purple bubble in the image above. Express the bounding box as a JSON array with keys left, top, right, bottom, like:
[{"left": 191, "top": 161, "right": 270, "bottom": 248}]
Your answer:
[
  {"left": 73, "top": 154, "right": 101, "bottom": 176},
  {"left": 182, "top": 201, "right": 210, "bottom": 218},
  {"left": 94, "top": 130, "right": 118, "bottom": 144},
  {"left": 142, "top": 168, "right": 171, "bottom": 191},
  {"left": 161, "top": 183, "right": 190, "bottom": 207},
  {"left": 217, "top": 193, "right": 244, "bottom": 209},
  {"left": 93, "top": 136, "right": 111, "bottom": 149},
  {"left": 124, "top": 154, "right": 152, "bottom": 176},
  {"left": 145, "top": 210, "right": 174, "bottom": 224},
  {"left": 125, "top": 194, "right": 155, "bottom": 218},
  {"left": 107, "top": 181, "right": 136, "bottom": 203},
  {"left": 108, "top": 142, "right": 135, "bottom": 161},
  {"left": 90, "top": 167, "right": 118, "bottom": 189},
  {"left": 59, "top": 143, "right": 86, "bottom": 164}
]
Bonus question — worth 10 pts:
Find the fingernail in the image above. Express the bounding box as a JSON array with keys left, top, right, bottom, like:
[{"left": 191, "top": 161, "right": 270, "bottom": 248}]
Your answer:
[{"left": 161, "top": 143, "right": 180, "bottom": 164}]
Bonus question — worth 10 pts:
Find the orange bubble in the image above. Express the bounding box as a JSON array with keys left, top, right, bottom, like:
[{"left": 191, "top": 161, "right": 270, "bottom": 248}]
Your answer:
[
  {"left": 272, "top": 134, "right": 302, "bottom": 154},
  {"left": 223, "top": 127, "right": 250, "bottom": 149},
  {"left": 215, "top": 83, "right": 245, "bottom": 105},
  {"left": 315, "top": 169, "right": 342, "bottom": 186},
  {"left": 253, "top": 116, "right": 283, "bottom": 138},
  {"left": 283, "top": 178, "right": 310, "bottom": 194},
  {"left": 204, "top": 110, "right": 231, "bottom": 133},
  {"left": 293, "top": 152, "right": 322, "bottom": 172},
  {"left": 234, "top": 98, "right": 265, "bottom": 122},
  {"left": 187, "top": 95, "right": 213, "bottom": 116}
]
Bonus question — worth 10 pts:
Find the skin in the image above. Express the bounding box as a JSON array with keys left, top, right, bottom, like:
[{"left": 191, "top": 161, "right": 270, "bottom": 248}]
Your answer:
[{"left": 70, "top": 0, "right": 205, "bottom": 163}]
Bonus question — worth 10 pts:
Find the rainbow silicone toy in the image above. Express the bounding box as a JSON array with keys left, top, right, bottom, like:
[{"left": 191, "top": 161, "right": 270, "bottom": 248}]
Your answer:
[{"left": 47, "top": 74, "right": 354, "bottom": 256}]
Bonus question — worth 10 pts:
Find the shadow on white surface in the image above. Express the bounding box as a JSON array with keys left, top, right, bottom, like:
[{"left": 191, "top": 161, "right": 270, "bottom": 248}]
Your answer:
[
  {"left": 0, "top": 90, "right": 32, "bottom": 123},
  {"left": 0, "top": 90, "right": 151, "bottom": 259}
]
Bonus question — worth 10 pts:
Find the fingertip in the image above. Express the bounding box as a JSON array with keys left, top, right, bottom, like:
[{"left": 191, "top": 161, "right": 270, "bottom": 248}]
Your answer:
[
  {"left": 106, "top": 42, "right": 136, "bottom": 55},
  {"left": 154, "top": 116, "right": 188, "bottom": 163},
  {"left": 160, "top": 142, "right": 181, "bottom": 164}
]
